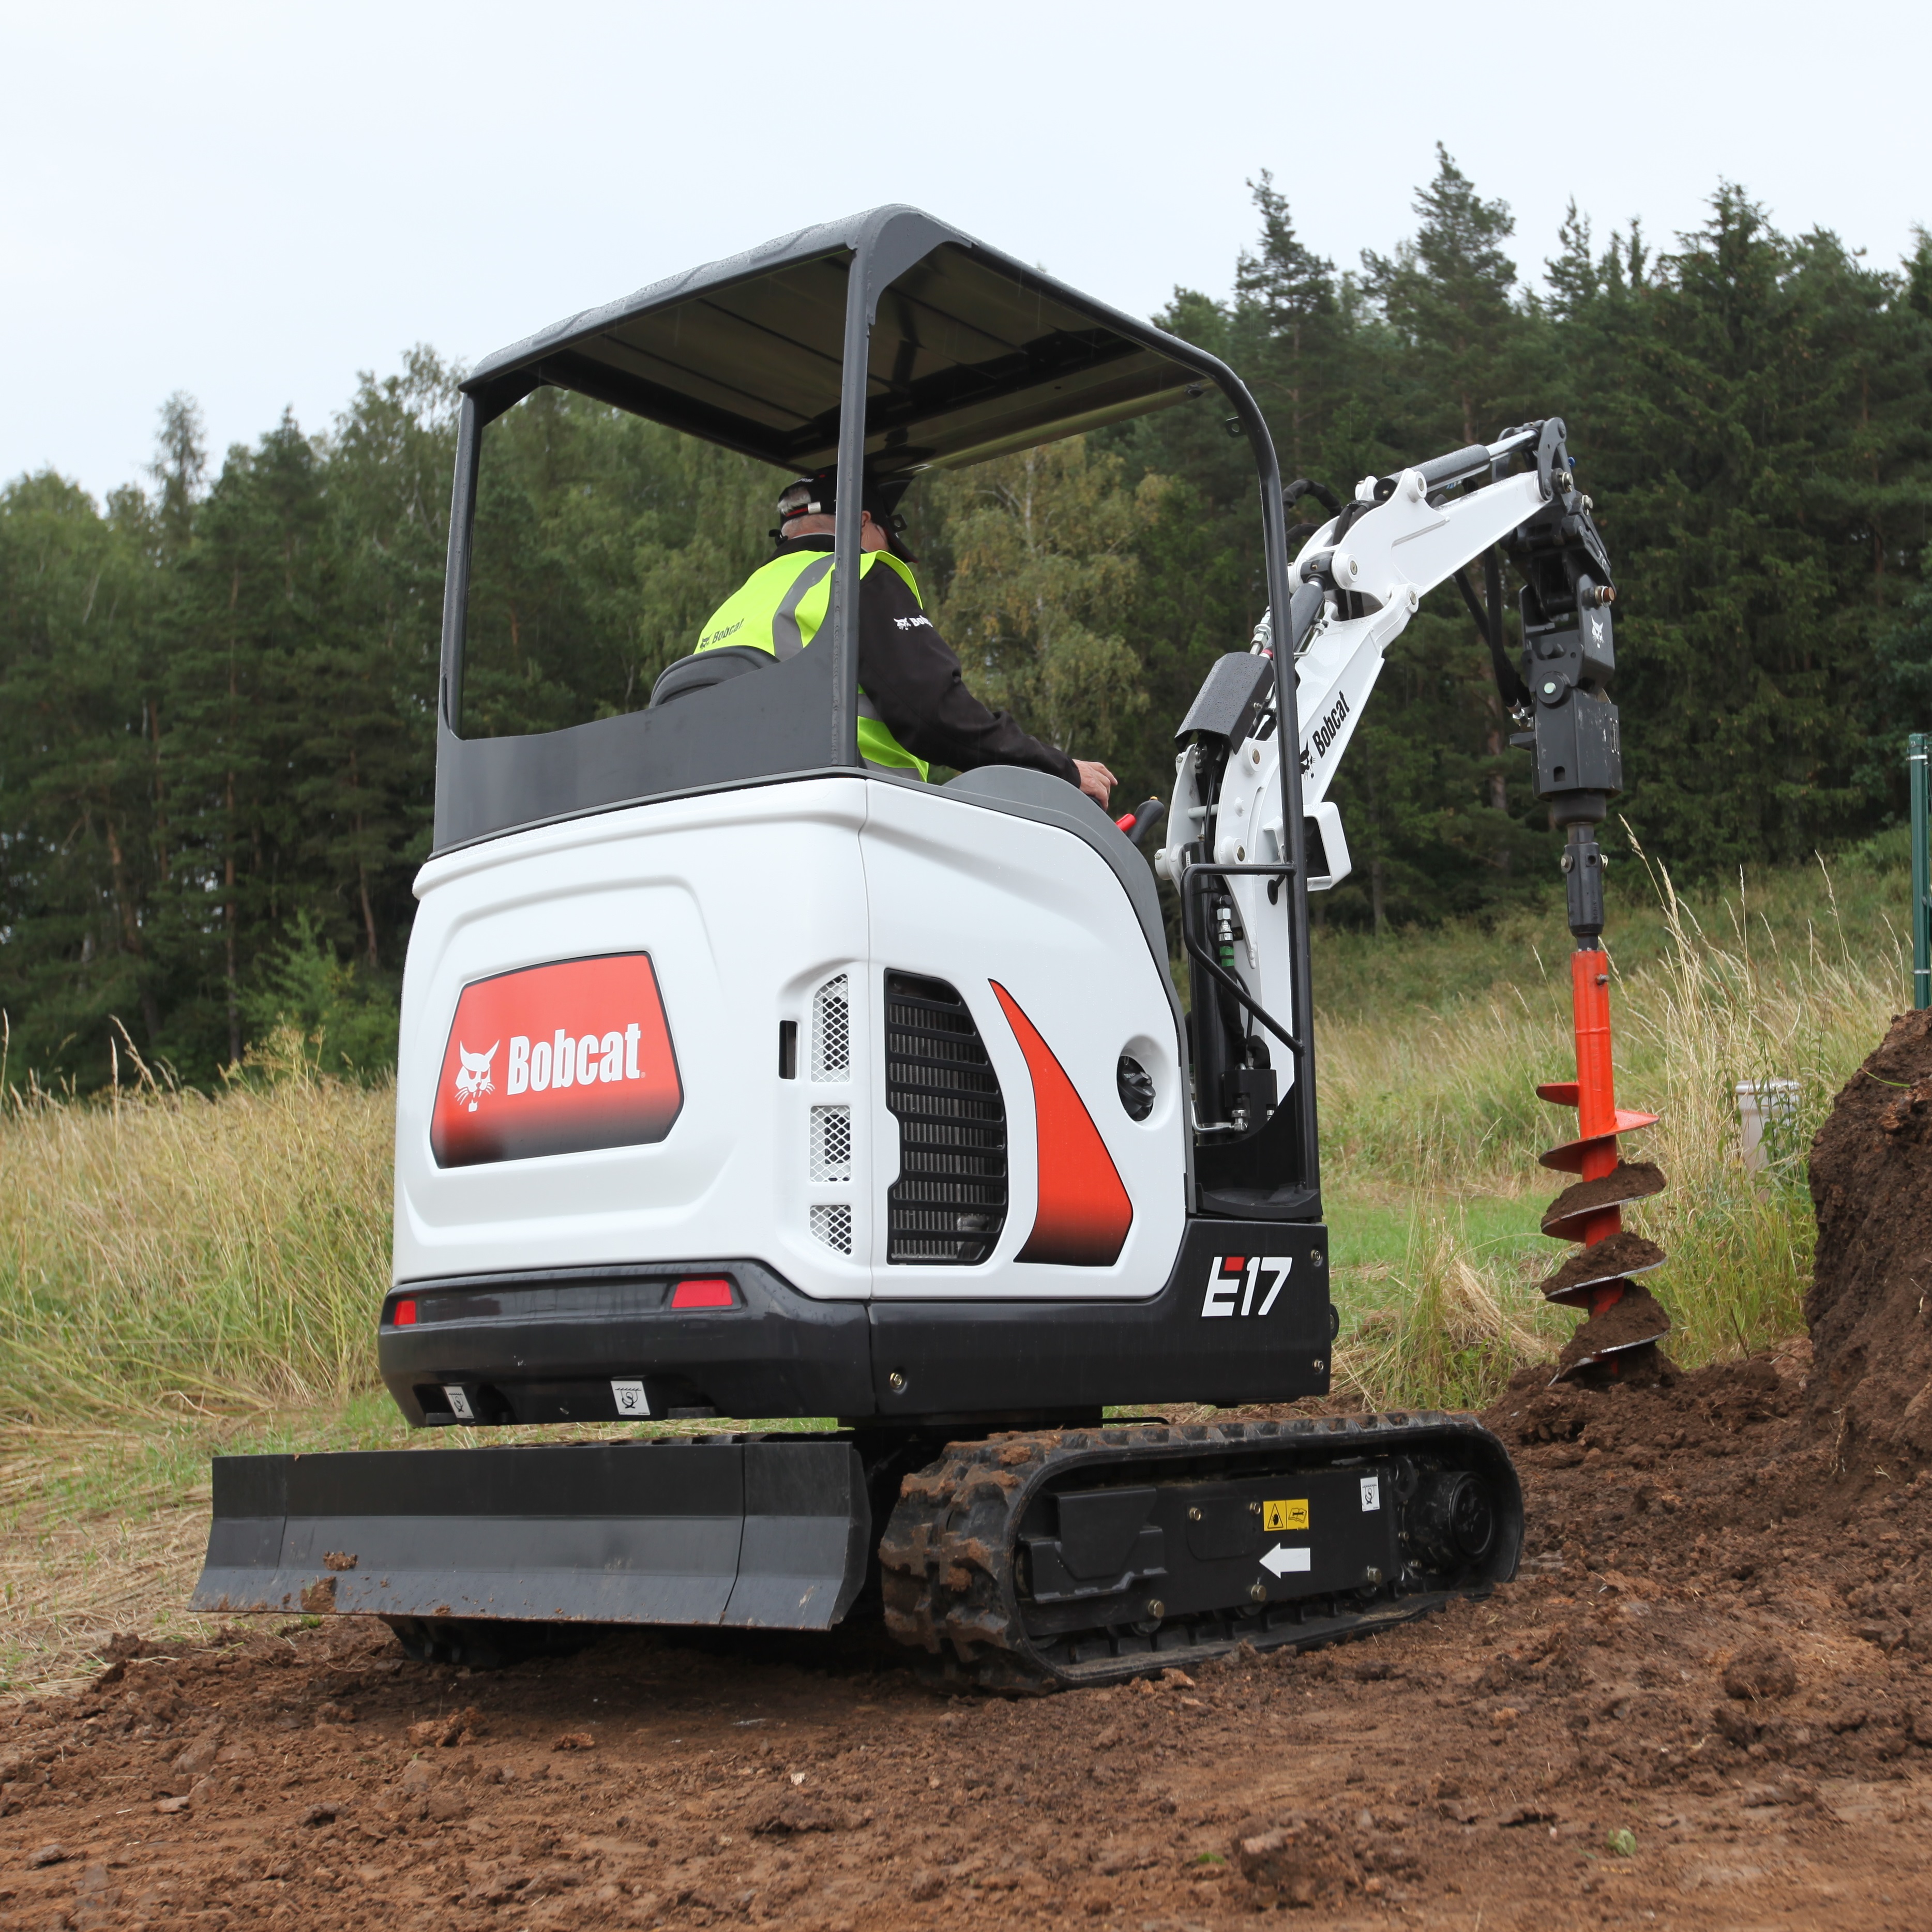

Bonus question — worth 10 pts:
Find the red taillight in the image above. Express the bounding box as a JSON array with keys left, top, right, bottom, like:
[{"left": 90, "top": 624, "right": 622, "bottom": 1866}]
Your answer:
[
  {"left": 671, "top": 1277, "right": 733, "bottom": 1310},
  {"left": 393, "top": 1297, "right": 417, "bottom": 1327}
]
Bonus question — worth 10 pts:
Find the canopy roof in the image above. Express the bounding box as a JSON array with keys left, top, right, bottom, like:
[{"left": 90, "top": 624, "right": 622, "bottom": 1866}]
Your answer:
[{"left": 465, "top": 207, "right": 1214, "bottom": 476}]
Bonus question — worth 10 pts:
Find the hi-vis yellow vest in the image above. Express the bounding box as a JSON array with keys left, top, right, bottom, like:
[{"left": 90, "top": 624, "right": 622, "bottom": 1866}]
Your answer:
[{"left": 693, "top": 549, "right": 929, "bottom": 779}]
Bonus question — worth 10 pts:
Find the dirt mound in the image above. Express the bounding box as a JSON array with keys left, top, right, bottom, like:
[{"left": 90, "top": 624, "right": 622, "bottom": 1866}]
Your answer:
[
  {"left": 1807, "top": 1007, "right": 1932, "bottom": 1463},
  {"left": 1488, "top": 1351, "right": 1800, "bottom": 1468}
]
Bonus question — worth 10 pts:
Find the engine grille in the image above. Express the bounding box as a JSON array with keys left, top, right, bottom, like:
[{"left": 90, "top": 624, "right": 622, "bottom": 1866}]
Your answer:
[
  {"left": 809, "top": 1105, "right": 852, "bottom": 1182},
  {"left": 885, "top": 972, "right": 1007, "bottom": 1265}
]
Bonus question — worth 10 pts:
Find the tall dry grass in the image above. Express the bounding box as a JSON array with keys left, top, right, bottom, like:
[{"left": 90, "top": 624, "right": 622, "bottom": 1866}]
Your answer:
[
  {"left": 1320, "top": 845, "right": 1903, "bottom": 1400},
  {"left": 1333, "top": 1214, "right": 1560, "bottom": 1412},
  {"left": 0, "top": 1030, "right": 391, "bottom": 1419},
  {"left": 0, "top": 854, "right": 1903, "bottom": 1425}
]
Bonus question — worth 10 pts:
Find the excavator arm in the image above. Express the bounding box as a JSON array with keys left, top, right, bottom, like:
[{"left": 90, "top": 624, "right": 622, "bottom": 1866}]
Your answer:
[
  {"left": 1156, "top": 418, "right": 1620, "bottom": 1133},
  {"left": 1157, "top": 417, "right": 1666, "bottom": 1383}
]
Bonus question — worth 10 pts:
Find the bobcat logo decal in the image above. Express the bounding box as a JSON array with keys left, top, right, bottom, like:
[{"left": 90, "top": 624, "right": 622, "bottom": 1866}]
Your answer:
[
  {"left": 430, "top": 954, "right": 684, "bottom": 1169},
  {"left": 453, "top": 1042, "right": 498, "bottom": 1113}
]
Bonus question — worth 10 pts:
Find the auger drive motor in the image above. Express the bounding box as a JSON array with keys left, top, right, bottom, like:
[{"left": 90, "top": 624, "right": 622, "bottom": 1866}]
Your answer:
[{"left": 192, "top": 207, "right": 1648, "bottom": 1686}]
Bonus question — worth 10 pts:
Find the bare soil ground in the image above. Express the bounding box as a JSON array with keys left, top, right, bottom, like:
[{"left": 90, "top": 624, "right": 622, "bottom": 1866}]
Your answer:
[
  {"left": 7, "top": 1013, "right": 1931, "bottom": 1930},
  {"left": 1, "top": 1342, "right": 1928, "bottom": 1932}
]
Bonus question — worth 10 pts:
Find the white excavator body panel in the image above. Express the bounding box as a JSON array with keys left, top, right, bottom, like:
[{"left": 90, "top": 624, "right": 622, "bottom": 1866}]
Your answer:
[
  {"left": 395, "top": 778, "right": 875, "bottom": 1298},
  {"left": 858, "top": 779, "right": 1186, "bottom": 1299},
  {"left": 393, "top": 774, "right": 1186, "bottom": 1303}
]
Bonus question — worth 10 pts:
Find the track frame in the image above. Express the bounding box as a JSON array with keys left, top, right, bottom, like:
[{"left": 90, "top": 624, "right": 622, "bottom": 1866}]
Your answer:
[{"left": 881, "top": 1412, "right": 1521, "bottom": 1689}]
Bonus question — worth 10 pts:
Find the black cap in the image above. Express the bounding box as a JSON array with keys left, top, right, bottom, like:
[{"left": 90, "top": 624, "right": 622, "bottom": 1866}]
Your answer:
[{"left": 774, "top": 466, "right": 917, "bottom": 562}]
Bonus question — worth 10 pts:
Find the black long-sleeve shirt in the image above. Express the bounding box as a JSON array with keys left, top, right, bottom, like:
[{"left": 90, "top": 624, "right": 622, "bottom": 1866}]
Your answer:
[{"left": 781, "top": 537, "right": 1079, "bottom": 787}]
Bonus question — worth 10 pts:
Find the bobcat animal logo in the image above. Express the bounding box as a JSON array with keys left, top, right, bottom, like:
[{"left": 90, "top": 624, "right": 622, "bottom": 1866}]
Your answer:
[{"left": 454, "top": 1042, "right": 499, "bottom": 1113}]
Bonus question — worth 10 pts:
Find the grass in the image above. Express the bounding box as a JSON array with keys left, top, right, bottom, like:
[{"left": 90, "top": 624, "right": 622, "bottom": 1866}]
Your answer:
[
  {"left": 0, "top": 1029, "right": 391, "bottom": 1419},
  {"left": 1318, "top": 832, "right": 1907, "bottom": 1405},
  {"left": 0, "top": 855, "right": 1905, "bottom": 1425},
  {"left": 0, "top": 846, "right": 1909, "bottom": 1686}
]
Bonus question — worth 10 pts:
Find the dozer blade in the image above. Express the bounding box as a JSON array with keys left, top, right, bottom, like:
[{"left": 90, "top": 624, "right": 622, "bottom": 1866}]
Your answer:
[{"left": 191, "top": 1437, "right": 871, "bottom": 1633}]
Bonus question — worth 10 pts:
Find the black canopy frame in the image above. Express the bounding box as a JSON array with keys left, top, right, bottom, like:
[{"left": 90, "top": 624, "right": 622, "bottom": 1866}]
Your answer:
[{"left": 432, "top": 204, "right": 1319, "bottom": 1215}]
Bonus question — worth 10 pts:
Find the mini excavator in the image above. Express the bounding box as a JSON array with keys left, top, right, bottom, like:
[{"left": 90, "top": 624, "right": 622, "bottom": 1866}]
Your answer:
[{"left": 193, "top": 207, "right": 1664, "bottom": 1685}]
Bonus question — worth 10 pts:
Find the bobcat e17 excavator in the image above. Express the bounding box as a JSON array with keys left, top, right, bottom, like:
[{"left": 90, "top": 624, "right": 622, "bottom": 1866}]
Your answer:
[{"left": 193, "top": 206, "right": 1655, "bottom": 1688}]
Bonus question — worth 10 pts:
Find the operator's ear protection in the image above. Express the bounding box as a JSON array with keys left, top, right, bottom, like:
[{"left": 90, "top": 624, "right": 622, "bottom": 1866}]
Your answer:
[{"left": 773, "top": 467, "right": 918, "bottom": 563}]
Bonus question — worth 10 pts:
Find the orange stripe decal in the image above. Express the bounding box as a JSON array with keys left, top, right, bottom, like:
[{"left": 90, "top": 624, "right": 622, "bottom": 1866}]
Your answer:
[{"left": 990, "top": 982, "right": 1133, "bottom": 1267}]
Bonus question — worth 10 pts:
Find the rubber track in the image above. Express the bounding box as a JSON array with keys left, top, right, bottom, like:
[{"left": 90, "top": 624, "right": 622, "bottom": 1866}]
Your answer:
[{"left": 878, "top": 1412, "right": 1519, "bottom": 1691}]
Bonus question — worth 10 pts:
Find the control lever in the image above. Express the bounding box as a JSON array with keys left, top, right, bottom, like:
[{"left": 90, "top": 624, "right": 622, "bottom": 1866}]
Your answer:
[{"left": 1115, "top": 798, "right": 1167, "bottom": 849}]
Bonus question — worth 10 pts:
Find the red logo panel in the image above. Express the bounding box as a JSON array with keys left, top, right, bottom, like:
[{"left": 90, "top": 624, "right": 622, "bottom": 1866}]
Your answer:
[{"left": 430, "top": 953, "right": 683, "bottom": 1168}]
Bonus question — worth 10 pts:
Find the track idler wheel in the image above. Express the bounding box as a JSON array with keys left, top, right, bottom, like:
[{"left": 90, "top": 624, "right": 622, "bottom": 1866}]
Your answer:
[{"left": 1535, "top": 947, "right": 1674, "bottom": 1386}]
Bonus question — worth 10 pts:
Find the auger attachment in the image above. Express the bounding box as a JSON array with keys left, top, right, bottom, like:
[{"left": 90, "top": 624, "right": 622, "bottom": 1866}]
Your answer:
[
  {"left": 1534, "top": 823, "right": 1673, "bottom": 1384},
  {"left": 1472, "top": 418, "right": 1671, "bottom": 1383}
]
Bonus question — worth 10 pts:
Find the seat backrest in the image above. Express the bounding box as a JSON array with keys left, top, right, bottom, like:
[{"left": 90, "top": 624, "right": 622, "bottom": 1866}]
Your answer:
[{"left": 650, "top": 645, "right": 776, "bottom": 708}]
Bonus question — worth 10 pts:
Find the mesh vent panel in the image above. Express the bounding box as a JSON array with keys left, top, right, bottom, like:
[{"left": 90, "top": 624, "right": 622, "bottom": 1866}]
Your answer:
[
  {"left": 809, "top": 1105, "right": 853, "bottom": 1182},
  {"left": 811, "top": 974, "right": 850, "bottom": 1081},
  {"left": 809, "top": 1203, "right": 853, "bottom": 1254},
  {"left": 885, "top": 972, "right": 1007, "bottom": 1265}
]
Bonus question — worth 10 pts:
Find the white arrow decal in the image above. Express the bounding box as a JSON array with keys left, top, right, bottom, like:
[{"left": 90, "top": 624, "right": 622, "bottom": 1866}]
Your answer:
[{"left": 1260, "top": 1544, "right": 1312, "bottom": 1578}]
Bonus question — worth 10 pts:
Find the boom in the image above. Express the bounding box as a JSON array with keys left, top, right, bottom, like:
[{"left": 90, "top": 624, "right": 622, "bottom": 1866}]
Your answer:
[{"left": 1155, "top": 418, "right": 1620, "bottom": 1133}]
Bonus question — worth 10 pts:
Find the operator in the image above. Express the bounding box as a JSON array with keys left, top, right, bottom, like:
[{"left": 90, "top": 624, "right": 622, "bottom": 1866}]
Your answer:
[{"left": 693, "top": 467, "right": 1116, "bottom": 806}]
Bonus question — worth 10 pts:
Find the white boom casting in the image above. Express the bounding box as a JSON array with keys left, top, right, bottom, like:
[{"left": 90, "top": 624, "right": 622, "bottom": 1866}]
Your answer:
[{"left": 1156, "top": 430, "right": 1560, "bottom": 1124}]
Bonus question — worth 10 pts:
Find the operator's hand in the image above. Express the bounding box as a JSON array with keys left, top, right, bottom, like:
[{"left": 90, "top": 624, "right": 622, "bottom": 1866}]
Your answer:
[{"left": 1075, "top": 760, "right": 1116, "bottom": 807}]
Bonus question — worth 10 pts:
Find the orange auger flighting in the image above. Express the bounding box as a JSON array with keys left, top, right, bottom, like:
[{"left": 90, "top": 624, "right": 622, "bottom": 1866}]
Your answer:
[{"left": 1536, "top": 937, "right": 1672, "bottom": 1384}]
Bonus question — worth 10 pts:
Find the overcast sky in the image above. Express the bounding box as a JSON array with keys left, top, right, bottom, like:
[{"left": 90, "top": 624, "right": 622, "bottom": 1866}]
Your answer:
[{"left": 5, "top": 0, "right": 1925, "bottom": 505}]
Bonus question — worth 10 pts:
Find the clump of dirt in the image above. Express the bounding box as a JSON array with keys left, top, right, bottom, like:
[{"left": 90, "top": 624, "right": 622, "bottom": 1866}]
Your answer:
[
  {"left": 1553, "top": 1282, "right": 1676, "bottom": 1384},
  {"left": 1541, "top": 1159, "right": 1666, "bottom": 1234},
  {"left": 1502, "top": 1342, "right": 1794, "bottom": 1426},
  {"left": 1536, "top": 1228, "right": 1668, "bottom": 1301},
  {"left": 1807, "top": 1006, "right": 1932, "bottom": 1463},
  {"left": 1723, "top": 1641, "right": 1798, "bottom": 1702}
]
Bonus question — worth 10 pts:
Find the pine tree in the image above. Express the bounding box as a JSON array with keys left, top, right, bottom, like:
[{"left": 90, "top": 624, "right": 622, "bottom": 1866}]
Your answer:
[
  {"left": 1234, "top": 172, "right": 1341, "bottom": 479},
  {"left": 0, "top": 471, "right": 164, "bottom": 1079},
  {"left": 298, "top": 349, "right": 457, "bottom": 970},
  {"left": 161, "top": 414, "right": 326, "bottom": 1067},
  {"left": 934, "top": 438, "right": 1160, "bottom": 762},
  {"left": 1363, "top": 145, "right": 1536, "bottom": 452},
  {"left": 1575, "top": 189, "right": 1932, "bottom": 870}
]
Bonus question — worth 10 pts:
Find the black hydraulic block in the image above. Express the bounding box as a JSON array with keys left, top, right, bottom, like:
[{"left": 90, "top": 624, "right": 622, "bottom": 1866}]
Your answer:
[
  {"left": 1562, "top": 825, "right": 1607, "bottom": 942},
  {"left": 191, "top": 1436, "right": 871, "bottom": 1631},
  {"left": 1532, "top": 688, "right": 1621, "bottom": 798}
]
